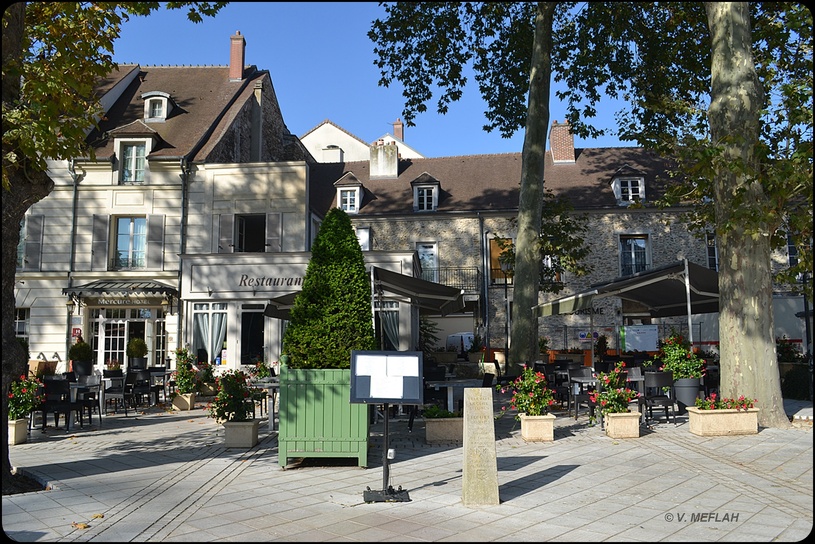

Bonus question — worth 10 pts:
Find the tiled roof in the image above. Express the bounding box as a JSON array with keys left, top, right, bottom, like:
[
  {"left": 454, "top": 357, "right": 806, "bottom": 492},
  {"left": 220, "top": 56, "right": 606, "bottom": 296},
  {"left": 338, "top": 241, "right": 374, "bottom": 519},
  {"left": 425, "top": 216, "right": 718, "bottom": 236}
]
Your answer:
[
  {"left": 86, "top": 64, "right": 267, "bottom": 162},
  {"left": 308, "top": 147, "right": 675, "bottom": 215}
]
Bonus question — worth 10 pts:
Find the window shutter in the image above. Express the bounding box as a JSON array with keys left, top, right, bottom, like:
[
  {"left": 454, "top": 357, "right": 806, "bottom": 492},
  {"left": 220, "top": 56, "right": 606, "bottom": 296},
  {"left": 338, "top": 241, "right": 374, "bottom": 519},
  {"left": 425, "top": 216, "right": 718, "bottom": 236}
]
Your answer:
[
  {"left": 266, "top": 212, "right": 281, "bottom": 252},
  {"left": 146, "top": 214, "right": 164, "bottom": 269},
  {"left": 23, "top": 215, "right": 44, "bottom": 271},
  {"left": 218, "top": 214, "right": 234, "bottom": 253},
  {"left": 91, "top": 214, "right": 109, "bottom": 271}
]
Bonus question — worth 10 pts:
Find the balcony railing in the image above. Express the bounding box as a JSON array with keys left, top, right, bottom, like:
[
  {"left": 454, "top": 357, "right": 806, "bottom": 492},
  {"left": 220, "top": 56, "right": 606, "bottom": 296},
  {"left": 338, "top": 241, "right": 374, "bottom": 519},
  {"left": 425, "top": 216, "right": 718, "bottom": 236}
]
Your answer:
[{"left": 420, "top": 267, "right": 481, "bottom": 293}]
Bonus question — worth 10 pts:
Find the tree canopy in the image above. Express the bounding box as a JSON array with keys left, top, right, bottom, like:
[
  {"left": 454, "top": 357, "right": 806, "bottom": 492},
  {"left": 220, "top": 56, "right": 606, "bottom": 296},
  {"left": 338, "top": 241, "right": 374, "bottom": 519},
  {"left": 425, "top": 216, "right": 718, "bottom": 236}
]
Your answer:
[
  {"left": 2, "top": 0, "right": 226, "bottom": 494},
  {"left": 369, "top": 1, "right": 812, "bottom": 426}
]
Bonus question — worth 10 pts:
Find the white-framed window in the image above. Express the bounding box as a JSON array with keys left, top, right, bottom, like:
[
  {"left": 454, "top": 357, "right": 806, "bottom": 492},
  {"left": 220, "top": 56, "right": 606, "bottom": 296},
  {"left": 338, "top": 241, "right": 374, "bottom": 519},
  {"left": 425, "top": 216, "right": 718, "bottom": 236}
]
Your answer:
[
  {"left": 15, "top": 308, "right": 30, "bottom": 347},
  {"left": 417, "top": 242, "right": 438, "bottom": 282},
  {"left": 114, "top": 216, "right": 147, "bottom": 269},
  {"left": 192, "top": 302, "right": 228, "bottom": 366},
  {"left": 414, "top": 185, "right": 437, "bottom": 212},
  {"left": 16, "top": 218, "right": 25, "bottom": 268},
  {"left": 339, "top": 188, "right": 359, "bottom": 213},
  {"left": 120, "top": 142, "right": 146, "bottom": 183},
  {"left": 148, "top": 99, "right": 164, "bottom": 119},
  {"left": 542, "top": 254, "right": 563, "bottom": 284},
  {"left": 611, "top": 177, "right": 645, "bottom": 206},
  {"left": 235, "top": 214, "right": 266, "bottom": 252},
  {"left": 619, "top": 234, "right": 650, "bottom": 276},
  {"left": 141, "top": 91, "right": 171, "bottom": 122},
  {"left": 706, "top": 231, "right": 719, "bottom": 271},
  {"left": 355, "top": 226, "right": 371, "bottom": 251}
]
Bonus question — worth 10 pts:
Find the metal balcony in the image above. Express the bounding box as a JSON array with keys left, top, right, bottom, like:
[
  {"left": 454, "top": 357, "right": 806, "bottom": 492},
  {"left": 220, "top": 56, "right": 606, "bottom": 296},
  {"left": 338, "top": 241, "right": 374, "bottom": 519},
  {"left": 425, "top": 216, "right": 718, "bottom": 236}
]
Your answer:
[{"left": 420, "top": 267, "right": 481, "bottom": 294}]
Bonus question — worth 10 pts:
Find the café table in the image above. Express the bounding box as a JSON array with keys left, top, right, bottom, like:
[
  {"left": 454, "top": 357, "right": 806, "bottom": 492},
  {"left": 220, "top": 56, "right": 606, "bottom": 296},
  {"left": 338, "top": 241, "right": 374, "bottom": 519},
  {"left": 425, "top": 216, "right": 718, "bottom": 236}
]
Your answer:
[
  {"left": 425, "top": 378, "right": 482, "bottom": 412},
  {"left": 149, "top": 369, "right": 173, "bottom": 404},
  {"left": 252, "top": 378, "right": 280, "bottom": 432},
  {"left": 47, "top": 379, "right": 102, "bottom": 430}
]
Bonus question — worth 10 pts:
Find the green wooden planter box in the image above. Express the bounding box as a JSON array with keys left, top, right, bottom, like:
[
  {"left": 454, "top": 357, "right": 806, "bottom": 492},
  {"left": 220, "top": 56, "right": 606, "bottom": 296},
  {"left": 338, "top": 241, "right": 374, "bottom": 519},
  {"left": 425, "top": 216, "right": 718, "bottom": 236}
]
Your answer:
[{"left": 278, "top": 368, "right": 370, "bottom": 468}]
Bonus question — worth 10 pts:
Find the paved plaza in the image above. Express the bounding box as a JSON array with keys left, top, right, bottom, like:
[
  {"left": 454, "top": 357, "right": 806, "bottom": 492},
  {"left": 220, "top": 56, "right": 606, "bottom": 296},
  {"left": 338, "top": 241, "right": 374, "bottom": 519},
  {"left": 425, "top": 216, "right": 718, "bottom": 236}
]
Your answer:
[{"left": 3, "top": 396, "right": 812, "bottom": 542}]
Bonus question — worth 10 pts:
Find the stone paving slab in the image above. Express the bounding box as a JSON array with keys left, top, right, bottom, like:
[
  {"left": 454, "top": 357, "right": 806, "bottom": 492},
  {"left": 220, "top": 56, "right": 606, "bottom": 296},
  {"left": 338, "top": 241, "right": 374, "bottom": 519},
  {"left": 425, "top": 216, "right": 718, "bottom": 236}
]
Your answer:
[{"left": 3, "top": 398, "right": 812, "bottom": 542}]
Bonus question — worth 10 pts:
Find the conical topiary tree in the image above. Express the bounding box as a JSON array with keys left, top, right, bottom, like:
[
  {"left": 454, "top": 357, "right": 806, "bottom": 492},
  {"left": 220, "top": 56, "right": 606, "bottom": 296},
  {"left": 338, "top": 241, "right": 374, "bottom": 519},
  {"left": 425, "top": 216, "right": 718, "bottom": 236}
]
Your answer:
[{"left": 282, "top": 207, "right": 375, "bottom": 368}]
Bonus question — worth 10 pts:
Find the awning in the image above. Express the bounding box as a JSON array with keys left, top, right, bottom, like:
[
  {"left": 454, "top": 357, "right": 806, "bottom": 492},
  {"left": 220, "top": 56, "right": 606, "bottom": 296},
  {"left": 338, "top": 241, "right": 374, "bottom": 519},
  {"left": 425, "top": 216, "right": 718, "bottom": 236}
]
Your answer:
[
  {"left": 535, "top": 290, "right": 598, "bottom": 317},
  {"left": 264, "top": 292, "right": 298, "bottom": 320},
  {"left": 372, "top": 266, "right": 465, "bottom": 316},
  {"left": 63, "top": 280, "right": 178, "bottom": 297},
  {"left": 534, "top": 260, "right": 719, "bottom": 319},
  {"left": 264, "top": 267, "right": 465, "bottom": 320}
]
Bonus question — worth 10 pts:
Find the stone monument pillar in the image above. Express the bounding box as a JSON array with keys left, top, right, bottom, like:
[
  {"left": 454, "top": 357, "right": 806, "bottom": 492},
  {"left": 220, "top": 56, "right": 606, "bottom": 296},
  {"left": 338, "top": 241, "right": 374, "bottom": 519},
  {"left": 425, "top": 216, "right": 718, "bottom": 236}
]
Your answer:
[{"left": 462, "top": 387, "right": 500, "bottom": 505}]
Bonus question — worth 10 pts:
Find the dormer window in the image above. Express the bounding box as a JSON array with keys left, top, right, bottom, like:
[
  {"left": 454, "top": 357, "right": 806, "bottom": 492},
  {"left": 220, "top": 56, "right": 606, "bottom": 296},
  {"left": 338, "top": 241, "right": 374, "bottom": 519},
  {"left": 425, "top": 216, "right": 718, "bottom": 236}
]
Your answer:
[
  {"left": 148, "top": 99, "right": 164, "bottom": 119},
  {"left": 141, "top": 91, "right": 173, "bottom": 122},
  {"left": 611, "top": 177, "right": 645, "bottom": 206},
  {"left": 334, "top": 173, "right": 364, "bottom": 214},
  {"left": 411, "top": 173, "right": 440, "bottom": 212},
  {"left": 339, "top": 188, "right": 359, "bottom": 213},
  {"left": 121, "top": 141, "right": 146, "bottom": 183}
]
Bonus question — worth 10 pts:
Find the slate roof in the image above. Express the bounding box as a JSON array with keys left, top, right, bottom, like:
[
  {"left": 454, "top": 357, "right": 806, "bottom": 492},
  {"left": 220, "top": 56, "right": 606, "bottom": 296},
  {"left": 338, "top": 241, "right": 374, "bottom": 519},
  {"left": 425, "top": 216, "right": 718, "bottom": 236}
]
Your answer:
[{"left": 308, "top": 147, "right": 675, "bottom": 216}]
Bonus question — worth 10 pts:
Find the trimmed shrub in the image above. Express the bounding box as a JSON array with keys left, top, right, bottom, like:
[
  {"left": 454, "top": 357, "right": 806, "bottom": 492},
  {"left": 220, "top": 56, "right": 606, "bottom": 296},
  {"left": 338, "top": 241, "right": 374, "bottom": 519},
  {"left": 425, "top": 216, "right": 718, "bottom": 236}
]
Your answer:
[{"left": 282, "top": 208, "right": 375, "bottom": 368}]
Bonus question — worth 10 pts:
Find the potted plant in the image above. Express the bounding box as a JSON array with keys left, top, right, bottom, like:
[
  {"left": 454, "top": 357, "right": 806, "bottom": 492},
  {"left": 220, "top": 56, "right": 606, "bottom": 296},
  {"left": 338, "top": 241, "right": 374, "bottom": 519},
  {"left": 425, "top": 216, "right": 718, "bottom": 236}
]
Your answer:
[
  {"left": 207, "top": 369, "right": 258, "bottom": 447},
  {"left": 126, "top": 337, "right": 148, "bottom": 369},
  {"left": 251, "top": 360, "right": 274, "bottom": 381},
  {"left": 197, "top": 361, "right": 217, "bottom": 396},
  {"left": 433, "top": 345, "right": 459, "bottom": 364},
  {"left": 68, "top": 338, "right": 93, "bottom": 367},
  {"left": 687, "top": 393, "right": 758, "bottom": 436},
  {"left": 496, "top": 364, "right": 556, "bottom": 442},
  {"left": 538, "top": 336, "right": 551, "bottom": 360},
  {"left": 278, "top": 207, "right": 376, "bottom": 467},
  {"left": 467, "top": 335, "right": 485, "bottom": 363},
  {"left": 7, "top": 374, "right": 43, "bottom": 445},
  {"left": 645, "top": 330, "right": 704, "bottom": 414},
  {"left": 422, "top": 404, "right": 464, "bottom": 443},
  {"left": 171, "top": 347, "right": 199, "bottom": 411},
  {"left": 589, "top": 361, "right": 640, "bottom": 438}
]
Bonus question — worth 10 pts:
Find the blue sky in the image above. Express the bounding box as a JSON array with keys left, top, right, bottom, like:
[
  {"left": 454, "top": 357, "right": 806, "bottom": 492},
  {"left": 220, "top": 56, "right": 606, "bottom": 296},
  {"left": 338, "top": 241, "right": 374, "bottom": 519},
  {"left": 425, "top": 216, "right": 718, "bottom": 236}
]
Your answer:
[{"left": 113, "top": 2, "right": 632, "bottom": 158}]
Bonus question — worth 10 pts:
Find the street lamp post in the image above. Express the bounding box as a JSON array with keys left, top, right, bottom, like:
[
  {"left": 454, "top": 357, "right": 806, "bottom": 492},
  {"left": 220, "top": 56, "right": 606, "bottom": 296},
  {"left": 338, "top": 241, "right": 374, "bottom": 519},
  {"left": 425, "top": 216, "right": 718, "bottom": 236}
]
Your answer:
[{"left": 500, "top": 260, "right": 512, "bottom": 373}]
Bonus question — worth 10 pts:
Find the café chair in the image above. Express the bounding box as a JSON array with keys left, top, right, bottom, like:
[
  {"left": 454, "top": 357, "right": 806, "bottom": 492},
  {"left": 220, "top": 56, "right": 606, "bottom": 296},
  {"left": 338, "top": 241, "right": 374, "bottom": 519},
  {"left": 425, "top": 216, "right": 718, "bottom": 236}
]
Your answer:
[
  {"left": 38, "top": 378, "right": 83, "bottom": 431},
  {"left": 77, "top": 374, "right": 103, "bottom": 427},
  {"left": 639, "top": 371, "right": 676, "bottom": 425}
]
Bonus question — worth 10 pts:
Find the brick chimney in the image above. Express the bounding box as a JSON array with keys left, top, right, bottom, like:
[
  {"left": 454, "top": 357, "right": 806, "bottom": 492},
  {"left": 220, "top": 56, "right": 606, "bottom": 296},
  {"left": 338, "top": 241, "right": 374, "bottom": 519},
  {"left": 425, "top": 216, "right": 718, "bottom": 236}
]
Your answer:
[
  {"left": 550, "top": 120, "right": 575, "bottom": 163},
  {"left": 229, "top": 31, "right": 245, "bottom": 81},
  {"left": 393, "top": 118, "right": 404, "bottom": 141}
]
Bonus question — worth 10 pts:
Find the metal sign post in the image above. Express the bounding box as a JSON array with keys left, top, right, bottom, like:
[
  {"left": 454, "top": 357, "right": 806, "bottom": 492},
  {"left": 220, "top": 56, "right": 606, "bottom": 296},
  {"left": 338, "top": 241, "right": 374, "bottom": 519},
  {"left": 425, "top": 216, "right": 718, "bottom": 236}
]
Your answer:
[{"left": 350, "top": 351, "right": 422, "bottom": 503}]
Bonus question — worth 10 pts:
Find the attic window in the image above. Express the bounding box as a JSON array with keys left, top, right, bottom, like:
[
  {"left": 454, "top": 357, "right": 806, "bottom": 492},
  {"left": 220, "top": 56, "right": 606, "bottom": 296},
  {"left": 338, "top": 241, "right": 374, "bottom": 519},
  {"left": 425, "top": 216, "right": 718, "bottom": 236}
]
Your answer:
[
  {"left": 141, "top": 91, "right": 172, "bottom": 122},
  {"left": 611, "top": 177, "right": 645, "bottom": 206},
  {"left": 413, "top": 185, "right": 437, "bottom": 212},
  {"left": 338, "top": 187, "right": 361, "bottom": 214}
]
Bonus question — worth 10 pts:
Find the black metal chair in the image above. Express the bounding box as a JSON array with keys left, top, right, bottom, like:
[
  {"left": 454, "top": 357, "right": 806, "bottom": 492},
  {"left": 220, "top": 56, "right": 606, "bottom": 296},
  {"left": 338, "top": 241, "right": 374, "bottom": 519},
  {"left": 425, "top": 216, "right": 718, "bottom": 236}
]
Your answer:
[
  {"left": 568, "top": 366, "right": 597, "bottom": 420},
  {"left": 77, "top": 374, "right": 103, "bottom": 426},
  {"left": 105, "top": 371, "right": 137, "bottom": 416},
  {"left": 38, "top": 378, "right": 83, "bottom": 431},
  {"left": 639, "top": 371, "right": 677, "bottom": 425},
  {"left": 130, "top": 370, "right": 155, "bottom": 406}
]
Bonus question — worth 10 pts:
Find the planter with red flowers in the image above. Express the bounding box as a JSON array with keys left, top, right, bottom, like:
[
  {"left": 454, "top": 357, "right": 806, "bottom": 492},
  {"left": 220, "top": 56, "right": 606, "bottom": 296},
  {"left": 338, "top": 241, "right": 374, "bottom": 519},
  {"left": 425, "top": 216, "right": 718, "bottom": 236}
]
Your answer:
[
  {"left": 687, "top": 394, "right": 758, "bottom": 436},
  {"left": 207, "top": 369, "right": 258, "bottom": 447}
]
